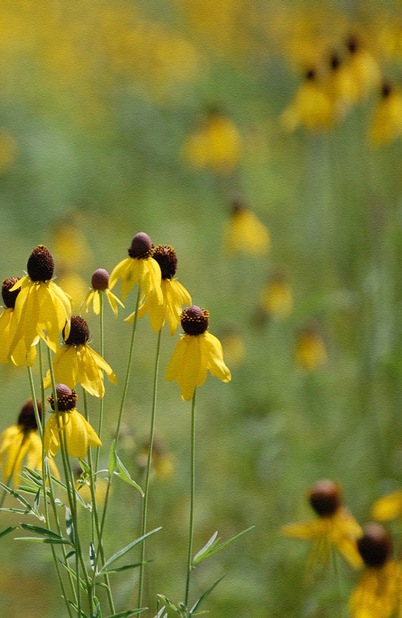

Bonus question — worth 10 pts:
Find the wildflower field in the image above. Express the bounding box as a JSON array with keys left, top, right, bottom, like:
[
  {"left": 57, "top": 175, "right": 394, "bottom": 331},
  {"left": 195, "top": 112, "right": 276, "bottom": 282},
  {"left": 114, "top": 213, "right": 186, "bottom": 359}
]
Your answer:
[{"left": 2, "top": 1, "right": 402, "bottom": 616}]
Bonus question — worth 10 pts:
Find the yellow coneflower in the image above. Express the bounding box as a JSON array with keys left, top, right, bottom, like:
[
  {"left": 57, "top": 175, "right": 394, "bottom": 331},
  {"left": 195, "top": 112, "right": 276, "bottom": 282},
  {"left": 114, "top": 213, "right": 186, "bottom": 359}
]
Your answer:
[
  {"left": 109, "top": 232, "right": 162, "bottom": 303},
  {"left": 345, "top": 34, "right": 380, "bottom": 101},
  {"left": 137, "top": 437, "right": 174, "bottom": 481},
  {"left": 0, "top": 400, "right": 58, "bottom": 484},
  {"left": 368, "top": 82, "right": 402, "bottom": 146},
  {"left": 44, "top": 385, "right": 101, "bottom": 459},
  {"left": 260, "top": 271, "right": 293, "bottom": 319},
  {"left": 45, "top": 316, "right": 116, "bottom": 398},
  {"left": 0, "top": 277, "right": 36, "bottom": 366},
  {"left": 371, "top": 489, "right": 402, "bottom": 522},
  {"left": 166, "top": 305, "right": 231, "bottom": 401},
  {"left": 295, "top": 322, "right": 327, "bottom": 371},
  {"left": 220, "top": 326, "right": 245, "bottom": 368},
  {"left": 223, "top": 198, "right": 270, "bottom": 256},
  {"left": 9, "top": 245, "right": 72, "bottom": 357},
  {"left": 125, "top": 244, "right": 191, "bottom": 335},
  {"left": 349, "top": 523, "right": 400, "bottom": 618},
  {"left": 281, "top": 68, "right": 335, "bottom": 132},
  {"left": 282, "top": 479, "right": 363, "bottom": 570},
  {"left": 84, "top": 268, "right": 124, "bottom": 317},
  {"left": 181, "top": 108, "right": 242, "bottom": 174}
]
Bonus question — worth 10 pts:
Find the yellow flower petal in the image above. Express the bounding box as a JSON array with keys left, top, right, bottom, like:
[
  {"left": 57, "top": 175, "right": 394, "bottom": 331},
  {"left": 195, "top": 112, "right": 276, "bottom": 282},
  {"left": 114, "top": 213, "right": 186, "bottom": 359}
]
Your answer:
[{"left": 371, "top": 491, "right": 402, "bottom": 521}]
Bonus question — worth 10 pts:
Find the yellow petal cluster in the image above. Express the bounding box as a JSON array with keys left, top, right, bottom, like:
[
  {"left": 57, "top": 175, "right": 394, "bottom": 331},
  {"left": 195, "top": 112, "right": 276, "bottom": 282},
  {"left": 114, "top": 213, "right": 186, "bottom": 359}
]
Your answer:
[
  {"left": 223, "top": 207, "right": 270, "bottom": 255},
  {"left": 282, "top": 506, "right": 363, "bottom": 569},
  {"left": 46, "top": 344, "right": 117, "bottom": 398},
  {"left": 0, "top": 425, "right": 57, "bottom": 484},
  {"left": 166, "top": 331, "right": 231, "bottom": 401},
  {"left": 349, "top": 561, "right": 401, "bottom": 618},
  {"left": 10, "top": 275, "right": 71, "bottom": 356},
  {"left": 109, "top": 256, "right": 162, "bottom": 303},
  {"left": 371, "top": 490, "right": 402, "bottom": 521},
  {"left": 44, "top": 409, "right": 101, "bottom": 459},
  {"left": 84, "top": 287, "right": 124, "bottom": 317},
  {"left": 126, "top": 278, "right": 191, "bottom": 335}
]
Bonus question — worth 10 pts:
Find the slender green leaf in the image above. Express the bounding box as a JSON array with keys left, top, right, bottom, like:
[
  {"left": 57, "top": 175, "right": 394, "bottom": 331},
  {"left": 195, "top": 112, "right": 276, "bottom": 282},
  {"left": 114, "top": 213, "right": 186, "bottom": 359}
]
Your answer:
[
  {"left": 193, "top": 531, "right": 219, "bottom": 564},
  {"left": 114, "top": 455, "right": 144, "bottom": 496},
  {"left": 105, "top": 610, "right": 147, "bottom": 617},
  {"left": 0, "top": 526, "right": 16, "bottom": 539},
  {"left": 97, "top": 528, "right": 161, "bottom": 575},
  {"left": 14, "top": 536, "right": 72, "bottom": 544},
  {"left": 0, "top": 481, "right": 33, "bottom": 510},
  {"left": 100, "top": 560, "right": 145, "bottom": 575},
  {"left": 190, "top": 575, "right": 225, "bottom": 614},
  {"left": 154, "top": 607, "right": 167, "bottom": 618},
  {"left": 20, "top": 523, "right": 64, "bottom": 539},
  {"left": 193, "top": 526, "right": 254, "bottom": 566}
]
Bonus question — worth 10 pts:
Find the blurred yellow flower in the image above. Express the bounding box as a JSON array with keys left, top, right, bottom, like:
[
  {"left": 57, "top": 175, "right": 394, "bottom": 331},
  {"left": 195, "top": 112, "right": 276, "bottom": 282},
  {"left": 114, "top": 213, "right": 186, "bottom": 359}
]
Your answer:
[
  {"left": 349, "top": 523, "right": 400, "bottom": 618},
  {"left": 166, "top": 305, "right": 231, "bottom": 401},
  {"left": 260, "top": 271, "right": 293, "bottom": 319},
  {"left": 110, "top": 232, "right": 162, "bottom": 304},
  {"left": 0, "top": 400, "right": 58, "bottom": 484},
  {"left": 282, "top": 479, "right": 363, "bottom": 570},
  {"left": 45, "top": 316, "right": 116, "bottom": 398},
  {"left": 368, "top": 82, "right": 402, "bottom": 146},
  {"left": 137, "top": 438, "right": 174, "bottom": 481},
  {"left": 220, "top": 327, "right": 245, "bottom": 368},
  {"left": 281, "top": 69, "right": 335, "bottom": 132},
  {"left": 182, "top": 109, "right": 242, "bottom": 173},
  {"left": 52, "top": 217, "right": 94, "bottom": 272},
  {"left": 84, "top": 268, "right": 124, "bottom": 317},
  {"left": 295, "top": 323, "right": 327, "bottom": 371},
  {"left": 44, "top": 385, "right": 101, "bottom": 459},
  {"left": 223, "top": 198, "right": 270, "bottom": 255},
  {"left": 345, "top": 34, "right": 381, "bottom": 101},
  {"left": 125, "top": 245, "right": 191, "bottom": 335},
  {"left": 371, "top": 490, "right": 402, "bottom": 521},
  {"left": 326, "top": 52, "right": 359, "bottom": 119},
  {"left": 57, "top": 270, "right": 88, "bottom": 311},
  {"left": 9, "top": 245, "right": 72, "bottom": 358}
]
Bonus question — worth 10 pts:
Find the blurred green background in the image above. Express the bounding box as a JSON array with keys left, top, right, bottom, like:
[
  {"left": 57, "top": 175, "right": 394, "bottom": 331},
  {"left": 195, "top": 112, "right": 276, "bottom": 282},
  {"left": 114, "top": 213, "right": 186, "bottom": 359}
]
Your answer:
[{"left": 1, "top": 0, "right": 402, "bottom": 616}]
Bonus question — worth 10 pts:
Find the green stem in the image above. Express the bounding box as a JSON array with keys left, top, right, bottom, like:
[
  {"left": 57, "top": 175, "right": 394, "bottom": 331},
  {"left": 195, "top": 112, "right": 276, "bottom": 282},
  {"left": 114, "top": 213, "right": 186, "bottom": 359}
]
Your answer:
[
  {"left": 184, "top": 389, "right": 197, "bottom": 608},
  {"left": 95, "top": 291, "right": 105, "bottom": 471},
  {"left": 99, "top": 285, "right": 141, "bottom": 540},
  {"left": 138, "top": 328, "right": 162, "bottom": 608}
]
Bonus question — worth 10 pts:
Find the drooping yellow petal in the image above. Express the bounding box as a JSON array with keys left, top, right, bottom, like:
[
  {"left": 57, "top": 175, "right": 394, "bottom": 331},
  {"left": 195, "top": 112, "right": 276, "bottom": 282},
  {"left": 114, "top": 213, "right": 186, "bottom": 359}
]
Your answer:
[
  {"left": 44, "top": 410, "right": 101, "bottom": 458},
  {"left": 349, "top": 561, "right": 400, "bottom": 618},
  {"left": 371, "top": 491, "right": 402, "bottom": 521},
  {"left": 203, "top": 332, "right": 231, "bottom": 383}
]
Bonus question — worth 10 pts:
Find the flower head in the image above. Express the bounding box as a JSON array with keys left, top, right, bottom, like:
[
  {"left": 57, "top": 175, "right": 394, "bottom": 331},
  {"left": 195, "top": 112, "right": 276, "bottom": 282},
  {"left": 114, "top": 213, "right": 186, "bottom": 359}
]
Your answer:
[
  {"left": 126, "top": 245, "right": 191, "bottom": 335},
  {"left": 295, "top": 322, "right": 328, "bottom": 371},
  {"left": 45, "top": 316, "right": 116, "bottom": 398},
  {"left": 371, "top": 489, "right": 402, "bottom": 522},
  {"left": 0, "top": 399, "right": 57, "bottom": 484},
  {"left": 281, "top": 68, "right": 335, "bottom": 132},
  {"left": 223, "top": 198, "right": 270, "bottom": 256},
  {"left": 0, "top": 277, "right": 36, "bottom": 366},
  {"left": 282, "top": 480, "right": 363, "bottom": 570},
  {"left": 109, "top": 232, "right": 163, "bottom": 303},
  {"left": 85, "top": 268, "right": 124, "bottom": 317},
  {"left": 165, "top": 305, "right": 231, "bottom": 401},
  {"left": 44, "top": 384, "right": 101, "bottom": 458},
  {"left": 368, "top": 82, "right": 402, "bottom": 146},
  {"left": 9, "top": 245, "right": 72, "bottom": 357},
  {"left": 260, "top": 271, "right": 293, "bottom": 319},
  {"left": 349, "top": 523, "right": 400, "bottom": 618}
]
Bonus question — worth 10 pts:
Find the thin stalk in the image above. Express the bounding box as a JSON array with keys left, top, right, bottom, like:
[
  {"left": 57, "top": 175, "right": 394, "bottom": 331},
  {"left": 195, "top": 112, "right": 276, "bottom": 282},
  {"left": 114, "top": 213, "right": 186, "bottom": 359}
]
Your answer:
[
  {"left": 95, "top": 291, "right": 105, "bottom": 471},
  {"left": 137, "top": 328, "right": 162, "bottom": 608},
  {"left": 184, "top": 389, "right": 197, "bottom": 608},
  {"left": 99, "top": 285, "right": 141, "bottom": 540}
]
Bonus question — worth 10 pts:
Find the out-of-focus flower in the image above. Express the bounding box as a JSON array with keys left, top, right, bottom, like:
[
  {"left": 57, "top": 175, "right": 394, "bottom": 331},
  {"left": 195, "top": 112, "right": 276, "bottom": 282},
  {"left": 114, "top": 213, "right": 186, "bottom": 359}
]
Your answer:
[
  {"left": 368, "top": 82, "right": 402, "bottom": 146},
  {"left": 282, "top": 479, "right": 363, "bottom": 570},
  {"left": 281, "top": 68, "right": 335, "bottom": 132},
  {"left": 52, "top": 217, "right": 94, "bottom": 272},
  {"left": 0, "top": 400, "right": 58, "bottom": 484},
  {"left": 349, "top": 523, "right": 400, "bottom": 618},
  {"left": 371, "top": 490, "right": 402, "bottom": 522},
  {"left": 9, "top": 245, "right": 72, "bottom": 358},
  {"left": 220, "top": 326, "right": 245, "bottom": 368},
  {"left": 295, "top": 322, "right": 327, "bottom": 371},
  {"left": 125, "top": 245, "right": 191, "bottom": 335},
  {"left": 44, "top": 385, "right": 101, "bottom": 459},
  {"left": 110, "top": 232, "right": 162, "bottom": 304},
  {"left": 137, "top": 437, "right": 174, "bottom": 481},
  {"left": 74, "top": 464, "right": 109, "bottom": 507},
  {"left": 181, "top": 108, "right": 242, "bottom": 173},
  {"left": 326, "top": 52, "right": 359, "bottom": 119},
  {"left": 223, "top": 198, "right": 270, "bottom": 256},
  {"left": 44, "top": 316, "right": 116, "bottom": 398},
  {"left": 345, "top": 34, "right": 381, "bottom": 101},
  {"left": 57, "top": 269, "right": 88, "bottom": 310},
  {"left": 85, "top": 268, "right": 124, "bottom": 317},
  {"left": 260, "top": 271, "right": 293, "bottom": 319},
  {"left": 166, "top": 305, "right": 231, "bottom": 401}
]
